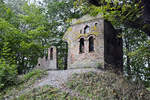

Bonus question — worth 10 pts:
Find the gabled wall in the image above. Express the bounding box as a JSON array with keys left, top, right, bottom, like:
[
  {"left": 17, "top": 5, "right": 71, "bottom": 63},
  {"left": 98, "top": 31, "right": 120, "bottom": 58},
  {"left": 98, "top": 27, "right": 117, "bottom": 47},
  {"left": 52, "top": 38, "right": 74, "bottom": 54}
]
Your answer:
[
  {"left": 63, "top": 15, "right": 123, "bottom": 71},
  {"left": 63, "top": 15, "right": 104, "bottom": 69}
]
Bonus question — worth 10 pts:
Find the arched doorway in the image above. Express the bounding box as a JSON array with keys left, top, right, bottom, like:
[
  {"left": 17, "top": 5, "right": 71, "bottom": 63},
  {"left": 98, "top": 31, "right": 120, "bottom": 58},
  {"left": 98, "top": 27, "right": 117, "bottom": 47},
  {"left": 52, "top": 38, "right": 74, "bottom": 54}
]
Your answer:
[
  {"left": 79, "top": 38, "right": 85, "bottom": 53},
  {"left": 89, "top": 36, "right": 94, "bottom": 52}
]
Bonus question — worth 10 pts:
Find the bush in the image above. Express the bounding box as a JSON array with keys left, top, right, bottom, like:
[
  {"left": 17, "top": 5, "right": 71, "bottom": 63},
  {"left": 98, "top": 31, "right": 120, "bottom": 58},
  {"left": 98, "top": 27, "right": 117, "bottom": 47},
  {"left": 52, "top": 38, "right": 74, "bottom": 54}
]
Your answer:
[
  {"left": 0, "top": 59, "right": 17, "bottom": 90},
  {"left": 23, "top": 69, "right": 47, "bottom": 82}
]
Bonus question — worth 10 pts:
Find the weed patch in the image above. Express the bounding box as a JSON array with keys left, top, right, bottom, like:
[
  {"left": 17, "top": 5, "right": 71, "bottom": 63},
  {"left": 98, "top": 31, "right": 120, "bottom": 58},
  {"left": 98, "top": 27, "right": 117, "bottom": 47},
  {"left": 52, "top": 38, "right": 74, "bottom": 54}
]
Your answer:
[
  {"left": 66, "top": 71, "right": 150, "bottom": 100},
  {"left": 0, "top": 69, "right": 47, "bottom": 99},
  {"left": 15, "top": 85, "right": 79, "bottom": 100}
]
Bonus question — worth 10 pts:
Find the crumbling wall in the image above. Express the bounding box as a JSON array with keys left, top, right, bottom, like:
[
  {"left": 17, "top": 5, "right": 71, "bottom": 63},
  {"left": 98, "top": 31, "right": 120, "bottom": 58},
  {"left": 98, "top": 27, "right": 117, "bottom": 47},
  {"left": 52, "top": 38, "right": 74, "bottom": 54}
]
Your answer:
[
  {"left": 64, "top": 15, "right": 123, "bottom": 71},
  {"left": 64, "top": 15, "right": 104, "bottom": 69},
  {"left": 36, "top": 46, "right": 57, "bottom": 70}
]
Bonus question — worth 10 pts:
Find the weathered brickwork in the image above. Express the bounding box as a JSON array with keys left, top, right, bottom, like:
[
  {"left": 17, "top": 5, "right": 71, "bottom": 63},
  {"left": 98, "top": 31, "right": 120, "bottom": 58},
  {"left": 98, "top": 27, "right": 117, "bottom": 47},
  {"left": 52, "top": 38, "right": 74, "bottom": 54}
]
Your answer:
[
  {"left": 63, "top": 15, "right": 104, "bottom": 69},
  {"left": 36, "top": 46, "right": 57, "bottom": 70},
  {"left": 36, "top": 15, "right": 123, "bottom": 71}
]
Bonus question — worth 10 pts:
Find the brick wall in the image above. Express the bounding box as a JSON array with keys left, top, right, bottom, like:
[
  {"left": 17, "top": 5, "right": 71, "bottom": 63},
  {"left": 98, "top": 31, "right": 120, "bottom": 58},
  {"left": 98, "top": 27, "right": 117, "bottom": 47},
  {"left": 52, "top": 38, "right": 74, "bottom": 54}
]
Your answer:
[
  {"left": 36, "top": 46, "right": 57, "bottom": 70},
  {"left": 64, "top": 15, "right": 104, "bottom": 69}
]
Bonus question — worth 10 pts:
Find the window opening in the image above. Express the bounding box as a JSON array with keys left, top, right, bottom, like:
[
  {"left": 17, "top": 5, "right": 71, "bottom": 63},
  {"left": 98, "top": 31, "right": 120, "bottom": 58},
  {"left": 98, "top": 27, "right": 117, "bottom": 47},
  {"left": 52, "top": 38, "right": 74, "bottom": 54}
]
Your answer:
[
  {"left": 80, "top": 30, "right": 82, "bottom": 34},
  {"left": 50, "top": 48, "right": 53, "bottom": 60},
  {"left": 84, "top": 25, "right": 90, "bottom": 34},
  {"left": 95, "top": 23, "right": 98, "bottom": 27},
  {"left": 79, "top": 38, "right": 84, "bottom": 53},
  {"left": 89, "top": 36, "right": 94, "bottom": 52}
]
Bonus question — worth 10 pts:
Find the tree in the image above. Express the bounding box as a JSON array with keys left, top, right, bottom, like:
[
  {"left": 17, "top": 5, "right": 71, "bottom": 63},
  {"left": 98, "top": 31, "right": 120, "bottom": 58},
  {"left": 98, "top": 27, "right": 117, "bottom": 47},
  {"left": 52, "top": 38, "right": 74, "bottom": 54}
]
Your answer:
[
  {"left": 83, "top": 0, "right": 150, "bottom": 36},
  {"left": 0, "top": 1, "right": 50, "bottom": 74},
  {"left": 4, "top": 0, "right": 26, "bottom": 14}
]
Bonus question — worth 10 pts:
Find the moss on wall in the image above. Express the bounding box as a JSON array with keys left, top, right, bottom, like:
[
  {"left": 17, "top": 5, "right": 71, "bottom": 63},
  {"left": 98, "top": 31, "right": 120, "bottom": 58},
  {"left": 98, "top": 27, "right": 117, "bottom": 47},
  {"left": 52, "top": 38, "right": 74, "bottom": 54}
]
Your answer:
[
  {"left": 74, "top": 20, "right": 81, "bottom": 24},
  {"left": 75, "top": 32, "right": 100, "bottom": 39}
]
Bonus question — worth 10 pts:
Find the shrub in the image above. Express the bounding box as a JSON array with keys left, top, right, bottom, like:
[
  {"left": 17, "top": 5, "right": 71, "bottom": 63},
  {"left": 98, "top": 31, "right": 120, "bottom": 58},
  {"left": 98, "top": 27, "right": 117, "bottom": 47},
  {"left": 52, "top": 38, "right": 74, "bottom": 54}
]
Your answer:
[
  {"left": 0, "top": 59, "right": 17, "bottom": 90},
  {"left": 23, "top": 69, "right": 47, "bottom": 82}
]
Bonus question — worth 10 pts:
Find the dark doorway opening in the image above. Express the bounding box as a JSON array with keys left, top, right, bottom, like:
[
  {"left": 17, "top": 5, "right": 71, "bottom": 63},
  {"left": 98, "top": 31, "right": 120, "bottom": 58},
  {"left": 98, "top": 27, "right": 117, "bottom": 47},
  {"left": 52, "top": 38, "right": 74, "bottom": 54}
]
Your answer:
[
  {"left": 79, "top": 38, "right": 85, "bottom": 53},
  {"left": 50, "top": 48, "right": 53, "bottom": 60},
  {"left": 89, "top": 36, "right": 94, "bottom": 52}
]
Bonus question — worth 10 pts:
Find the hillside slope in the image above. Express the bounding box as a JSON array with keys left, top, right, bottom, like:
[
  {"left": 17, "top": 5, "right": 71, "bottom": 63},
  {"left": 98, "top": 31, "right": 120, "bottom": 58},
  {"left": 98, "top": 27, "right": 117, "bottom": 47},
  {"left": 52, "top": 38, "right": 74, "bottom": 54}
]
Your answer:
[
  {"left": 1, "top": 69, "right": 150, "bottom": 100},
  {"left": 66, "top": 71, "right": 150, "bottom": 100}
]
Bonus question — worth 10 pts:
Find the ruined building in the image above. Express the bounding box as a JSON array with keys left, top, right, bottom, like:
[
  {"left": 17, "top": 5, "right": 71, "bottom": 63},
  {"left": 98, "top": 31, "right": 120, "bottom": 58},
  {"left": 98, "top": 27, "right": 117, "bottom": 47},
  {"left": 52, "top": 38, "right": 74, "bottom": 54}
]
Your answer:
[
  {"left": 36, "top": 15, "right": 123, "bottom": 71},
  {"left": 63, "top": 15, "right": 123, "bottom": 71},
  {"left": 36, "top": 46, "right": 57, "bottom": 70},
  {"left": 63, "top": 15, "right": 104, "bottom": 69}
]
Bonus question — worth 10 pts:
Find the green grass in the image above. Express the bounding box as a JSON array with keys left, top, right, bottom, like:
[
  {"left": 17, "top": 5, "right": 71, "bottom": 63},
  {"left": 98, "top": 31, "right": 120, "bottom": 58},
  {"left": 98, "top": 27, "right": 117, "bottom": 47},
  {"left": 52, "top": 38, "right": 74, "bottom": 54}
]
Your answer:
[
  {"left": 66, "top": 71, "right": 150, "bottom": 100},
  {"left": 1, "top": 69, "right": 150, "bottom": 100},
  {"left": 0, "top": 69, "right": 48, "bottom": 100},
  {"left": 15, "top": 85, "right": 79, "bottom": 100},
  {"left": 0, "top": 69, "right": 80, "bottom": 100}
]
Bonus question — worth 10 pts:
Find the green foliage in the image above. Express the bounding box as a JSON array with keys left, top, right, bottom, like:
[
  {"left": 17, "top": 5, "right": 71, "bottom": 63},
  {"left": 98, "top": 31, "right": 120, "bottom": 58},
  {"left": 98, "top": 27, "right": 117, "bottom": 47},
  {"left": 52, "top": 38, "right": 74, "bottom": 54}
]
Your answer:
[
  {"left": 0, "top": 1, "right": 50, "bottom": 74},
  {"left": 0, "top": 69, "right": 78, "bottom": 100},
  {"left": 16, "top": 85, "right": 78, "bottom": 100},
  {"left": 147, "top": 88, "right": 150, "bottom": 91},
  {"left": 0, "top": 0, "right": 83, "bottom": 73},
  {"left": 23, "top": 69, "right": 47, "bottom": 82},
  {"left": 0, "top": 58, "right": 17, "bottom": 90},
  {"left": 0, "top": 69, "right": 47, "bottom": 99},
  {"left": 75, "top": 0, "right": 142, "bottom": 24},
  {"left": 43, "top": 0, "right": 83, "bottom": 69},
  {"left": 122, "top": 26, "right": 150, "bottom": 86}
]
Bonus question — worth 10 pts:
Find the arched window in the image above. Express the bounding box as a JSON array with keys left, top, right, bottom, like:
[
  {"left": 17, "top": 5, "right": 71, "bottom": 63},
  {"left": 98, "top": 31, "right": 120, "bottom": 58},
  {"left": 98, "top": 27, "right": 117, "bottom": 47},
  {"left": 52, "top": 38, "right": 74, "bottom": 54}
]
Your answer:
[
  {"left": 46, "top": 56, "right": 48, "bottom": 61},
  {"left": 95, "top": 23, "right": 98, "bottom": 27},
  {"left": 50, "top": 48, "right": 53, "bottom": 60},
  {"left": 84, "top": 25, "right": 90, "bottom": 34},
  {"left": 79, "top": 38, "right": 84, "bottom": 53},
  {"left": 89, "top": 36, "right": 94, "bottom": 52}
]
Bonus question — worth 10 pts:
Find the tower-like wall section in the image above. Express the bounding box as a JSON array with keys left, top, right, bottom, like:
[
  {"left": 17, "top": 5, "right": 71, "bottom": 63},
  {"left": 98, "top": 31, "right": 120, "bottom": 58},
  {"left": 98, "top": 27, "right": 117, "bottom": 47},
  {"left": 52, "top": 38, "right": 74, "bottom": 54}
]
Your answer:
[
  {"left": 36, "top": 46, "right": 57, "bottom": 70},
  {"left": 47, "top": 46, "right": 57, "bottom": 69}
]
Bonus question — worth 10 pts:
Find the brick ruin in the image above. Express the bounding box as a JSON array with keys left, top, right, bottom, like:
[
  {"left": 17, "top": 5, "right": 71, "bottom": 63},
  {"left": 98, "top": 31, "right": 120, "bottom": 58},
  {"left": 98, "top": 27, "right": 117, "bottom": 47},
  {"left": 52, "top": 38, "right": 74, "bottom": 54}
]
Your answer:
[
  {"left": 36, "top": 46, "right": 57, "bottom": 70},
  {"left": 36, "top": 15, "right": 123, "bottom": 71},
  {"left": 63, "top": 15, "right": 123, "bottom": 70},
  {"left": 63, "top": 15, "right": 104, "bottom": 69}
]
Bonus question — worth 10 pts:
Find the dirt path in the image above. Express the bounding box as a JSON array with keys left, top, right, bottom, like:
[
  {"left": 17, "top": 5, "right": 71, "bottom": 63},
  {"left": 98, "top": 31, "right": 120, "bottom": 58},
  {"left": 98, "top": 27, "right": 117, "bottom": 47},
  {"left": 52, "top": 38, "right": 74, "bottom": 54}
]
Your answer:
[
  {"left": 34, "top": 68, "right": 100, "bottom": 89},
  {"left": 32, "top": 68, "right": 101, "bottom": 99}
]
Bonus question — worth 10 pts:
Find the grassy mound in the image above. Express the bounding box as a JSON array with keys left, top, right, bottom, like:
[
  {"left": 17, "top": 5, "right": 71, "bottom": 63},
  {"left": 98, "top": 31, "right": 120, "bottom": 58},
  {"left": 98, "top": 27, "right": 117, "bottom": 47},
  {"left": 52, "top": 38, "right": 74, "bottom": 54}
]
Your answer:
[
  {"left": 16, "top": 85, "right": 78, "bottom": 100},
  {"left": 0, "top": 69, "right": 48, "bottom": 100},
  {"left": 66, "top": 71, "right": 150, "bottom": 100},
  {"left": 0, "top": 69, "right": 79, "bottom": 100}
]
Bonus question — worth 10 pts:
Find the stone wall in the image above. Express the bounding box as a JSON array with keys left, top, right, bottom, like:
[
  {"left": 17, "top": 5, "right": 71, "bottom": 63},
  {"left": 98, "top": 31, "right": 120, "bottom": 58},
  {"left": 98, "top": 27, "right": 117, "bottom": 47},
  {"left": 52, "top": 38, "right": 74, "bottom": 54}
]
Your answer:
[
  {"left": 63, "top": 15, "right": 104, "bottom": 69},
  {"left": 36, "top": 46, "right": 57, "bottom": 70}
]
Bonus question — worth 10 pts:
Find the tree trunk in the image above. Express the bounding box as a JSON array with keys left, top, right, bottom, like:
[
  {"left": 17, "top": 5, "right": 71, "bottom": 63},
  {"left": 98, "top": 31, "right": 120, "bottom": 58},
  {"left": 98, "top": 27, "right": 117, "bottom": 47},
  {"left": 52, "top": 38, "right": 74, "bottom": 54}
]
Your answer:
[{"left": 104, "top": 20, "right": 123, "bottom": 73}]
